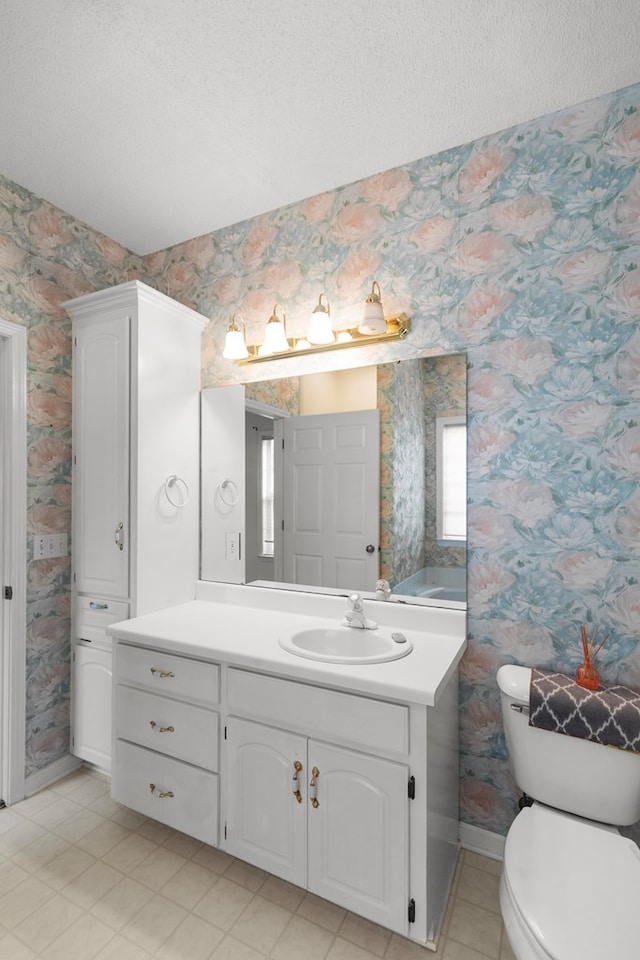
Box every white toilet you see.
[497,664,640,960]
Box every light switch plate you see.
[225,532,240,560]
[33,533,68,560]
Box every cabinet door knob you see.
[292,760,303,804]
[309,766,320,808]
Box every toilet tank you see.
[497,664,640,826]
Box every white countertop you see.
[107,582,467,706]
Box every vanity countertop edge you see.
[107,582,467,707]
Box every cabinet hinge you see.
[3,586,13,600]
[224,823,227,840]
[408,899,415,924]
[282,438,285,449]
[224,725,227,740]
[408,775,415,799]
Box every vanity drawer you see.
[74,596,129,646]
[115,685,219,771]
[112,739,219,846]
[116,643,219,704]
[228,669,409,756]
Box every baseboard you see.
[459,821,505,861]
[24,754,83,797]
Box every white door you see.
[225,717,307,886]
[73,315,129,599]
[0,337,4,805]
[282,410,379,590]
[0,320,26,806]
[72,644,112,772]
[307,741,409,935]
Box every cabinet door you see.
[307,741,408,934]
[225,718,306,887]
[72,644,112,772]
[73,314,129,599]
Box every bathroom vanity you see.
[108,582,465,949]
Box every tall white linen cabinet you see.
[65,281,206,772]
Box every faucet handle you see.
[348,593,364,611]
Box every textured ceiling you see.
[2,1,639,255]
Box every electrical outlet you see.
[33,533,68,560]
[225,532,240,560]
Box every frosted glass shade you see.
[307,310,334,344]
[358,298,386,335]
[222,328,249,359]
[262,317,289,354]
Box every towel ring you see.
[218,478,239,506]
[165,475,190,508]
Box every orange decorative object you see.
[575,624,608,691]
[575,661,600,691]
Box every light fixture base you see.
[237,313,410,364]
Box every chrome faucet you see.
[342,593,377,630]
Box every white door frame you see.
[0,318,27,805]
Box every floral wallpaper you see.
[422,354,467,571]
[146,81,640,836]
[0,176,142,777]
[377,359,427,586]
[4,81,639,837]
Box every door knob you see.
[366,544,375,554]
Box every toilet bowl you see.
[497,664,640,960]
[500,802,640,960]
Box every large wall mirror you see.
[201,353,467,607]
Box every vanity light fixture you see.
[222,314,249,360]
[227,281,411,364]
[307,293,335,345]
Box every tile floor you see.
[0,767,515,960]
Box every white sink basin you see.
[278,627,413,664]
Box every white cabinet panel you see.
[307,740,408,933]
[113,739,218,845]
[116,643,220,704]
[115,684,219,770]
[228,668,408,757]
[226,717,307,886]
[72,644,112,772]
[73,313,129,599]
[224,718,408,935]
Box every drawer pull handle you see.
[149,721,175,733]
[149,783,175,799]
[89,602,108,610]
[114,521,125,551]
[292,760,303,804]
[309,766,320,809]
[150,668,175,679]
